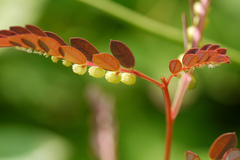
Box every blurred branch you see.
[79,0,182,43]
[79,0,240,64]
[86,85,117,160]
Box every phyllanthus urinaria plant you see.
[0,0,235,159]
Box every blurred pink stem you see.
[171,72,192,120]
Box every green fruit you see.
[188,75,197,89]
[72,64,87,75]
[51,56,60,63]
[105,71,121,84]
[88,66,105,78]
[121,73,136,85]
[62,59,72,67]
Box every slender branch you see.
[161,79,174,160]
[171,72,192,120]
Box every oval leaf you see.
[59,46,87,64]
[208,44,220,51]
[45,31,68,46]
[0,30,17,36]
[196,50,209,64]
[207,50,218,62]
[8,35,30,48]
[182,54,199,67]
[223,148,240,160]
[200,44,212,50]
[216,48,227,55]
[0,37,15,47]
[110,40,135,69]
[169,59,182,74]
[0,34,7,38]
[10,26,31,34]
[38,37,62,56]
[209,132,238,160]
[25,24,47,36]
[70,38,99,62]
[215,55,231,63]
[92,53,120,71]
[22,34,43,51]
[185,150,201,160]
[185,48,199,55]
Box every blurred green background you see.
[0,0,240,159]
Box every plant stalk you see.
[162,82,174,160]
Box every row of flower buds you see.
[185,0,210,49]
[0,25,137,85]
[169,43,230,75]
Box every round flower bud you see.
[187,26,197,41]
[193,15,200,26]
[62,59,72,67]
[121,73,136,85]
[88,66,105,78]
[43,52,49,58]
[51,56,60,63]
[26,48,33,53]
[188,75,197,90]
[193,2,202,15]
[177,53,184,63]
[72,64,87,75]
[105,71,121,84]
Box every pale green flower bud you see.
[105,71,121,84]
[188,75,197,89]
[88,66,105,78]
[187,26,197,41]
[51,56,60,63]
[62,59,72,67]
[193,2,202,15]
[72,64,87,75]
[121,73,136,85]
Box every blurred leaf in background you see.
[0,0,240,160]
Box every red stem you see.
[162,79,174,160]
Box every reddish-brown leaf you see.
[38,37,62,56]
[25,24,47,36]
[182,54,199,67]
[0,30,17,36]
[223,148,240,160]
[22,34,43,51]
[169,59,182,74]
[59,46,87,64]
[70,38,99,62]
[200,44,212,50]
[215,55,231,63]
[10,26,31,34]
[0,34,7,38]
[185,150,201,160]
[185,48,199,55]
[207,50,218,62]
[209,132,238,160]
[216,48,227,55]
[196,50,209,64]
[45,31,68,46]
[110,40,135,69]
[92,53,120,71]
[8,35,30,48]
[208,44,220,51]
[0,37,14,47]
